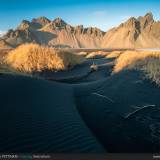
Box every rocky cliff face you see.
[38,18,104,48]
[1,12,160,48]
[1,17,104,48]
[1,28,37,48]
[102,12,160,48]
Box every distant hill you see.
[0,12,160,48]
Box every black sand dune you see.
[74,70,160,152]
[1,69,160,153]
[0,74,105,153]
[39,58,113,83]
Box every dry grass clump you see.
[142,57,160,85]
[77,51,88,57]
[106,51,122,59]
[4,43,84,73]
[86,51,109,59]
[113,50,160,85]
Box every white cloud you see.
[0,30,6,37]
[93,11,107,17]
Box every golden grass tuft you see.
[77,51,88,57]
[113,50,160,85]
[106,51,122,59]
[4,43,84,73]
[86,51,109,59]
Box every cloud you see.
[0,30,6,37]
[93,11,107,17]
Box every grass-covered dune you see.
[0,74,104,153]
[113,50,160,86]
[4,43,84,73]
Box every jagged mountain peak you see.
[40,17,69,31]
[72,25,104,37]
[52,17,67,27]
[121,12,154,29]
[32,16,51,27]
[85,27,105,36]
[122,17,139,28]
[73,25,84,34]
[17,17,50,31]
[17,20,31,30]
[144,12,154,21]
[102,12,159,48]
[1,12,160,49]
[138,12,154,29]
[32,16,50,22]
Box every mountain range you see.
[0,12,160,48]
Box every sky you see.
[0,0,160,34]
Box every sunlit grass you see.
[86,51,109,59]
[106,51,122,59]
[113,50,160,85]
[4,43,85,73]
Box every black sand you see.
[0,74,105,153]
[0,62,160,153]
[74,70,160,152]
